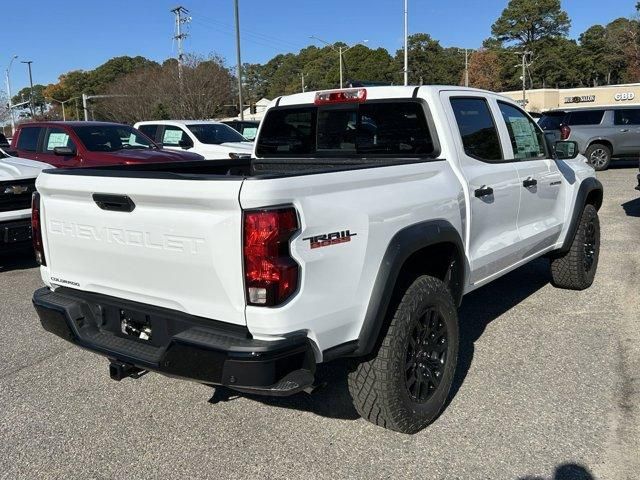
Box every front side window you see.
[17,127,41,152]
[161,125,188,146]
[74,125,154,152]
[42,128,76,153]
[256,101,435,157]
[614,108,640,126]
[498,102,546,160]
[187,124,247,144]
[450,98,502,162]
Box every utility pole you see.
[5,55,17,135]
[301,72,305,92]
[171,6,190,83]
[21,60,35,118]
[403,0,409,86]
[310,36,368,89]
[516,51,533,106]
[234,0,244,120]
[464,48,469,87]
[48,96,79,122]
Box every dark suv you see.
[539,106,640,170]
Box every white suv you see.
[134,120,253,160]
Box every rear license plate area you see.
[119,308,153,341]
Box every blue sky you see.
[1,0,637,93]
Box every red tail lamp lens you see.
[243,207,299,306]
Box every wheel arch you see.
[586,139,613,154]
[350,220,466,358]
[559,177,603,253]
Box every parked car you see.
[134,120,253,159]
[0,133,10,149]
[0,149,51,253]
[32,86,602,434]
[10,121,203,168]
[538,106,640,171]
[221,120,260,141]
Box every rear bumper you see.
[33,287,315,396]
[0,218,31,249]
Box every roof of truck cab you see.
[17,121,131,129]
[134,120,226,126]
[275,85,499,106]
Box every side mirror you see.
[53,146,76,156]
[178,139,193,150]
[554,140,579,160]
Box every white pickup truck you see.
[0,150,50,253]
[32,86,602,433]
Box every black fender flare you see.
[559,177,603,253]
[351,219,466,358]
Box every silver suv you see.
[539,106,640,170]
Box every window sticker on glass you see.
[47,132,69,150]
[163,129,183,145]
[509,116,539,156]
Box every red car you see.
[10,121,203,167]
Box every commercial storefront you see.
[500,83,640,112]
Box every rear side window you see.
[567,110,605,126]
[450,98,502,162]
[16,127,41,152]
[138,124,158,141]
[256,101,435,157]
[614,108,640,125]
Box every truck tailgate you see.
[37,173,246,325]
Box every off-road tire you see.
[348,276,459,434]
[550,204,600,290]
[585,143,612,171]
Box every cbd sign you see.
[614,92,635,101]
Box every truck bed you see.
[41,157,435,180]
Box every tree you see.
[12,84,47,117]
[396,33,463,85]
[491,0,570,48]
[467,49,503,91]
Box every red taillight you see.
[560,124,571,140]
[243,207,299,306]
[31,192,46,266]
[314,88,367,105]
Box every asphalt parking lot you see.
[1,166,638,480]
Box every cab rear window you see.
[256,101,435,157]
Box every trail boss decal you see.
[303,230,357,249]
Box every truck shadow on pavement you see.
[0,249,38,273]
[209,258,552,423]
[621,197,640,217]
[518,462,594,480]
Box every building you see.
[500,83,640,112]
[218,98,271,122]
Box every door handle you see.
[620,128,630,132]
[93,193,136,212]
[474,185,494,198]
[522,178,537,188]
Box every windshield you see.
[74,125,155,152]
[187,124,247,144]
[256,101,435,157]
[538,112,566,130]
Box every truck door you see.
[496,101,564,256]
[443,93,522,284]
[613,108,640,155]
[36,127,82,167]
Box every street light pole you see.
[5,55,18,135]
[48,97,79,121]
[234,0,244,121]
[21,61,35,118]
[404,0,409,86]
[310,36,368,88]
